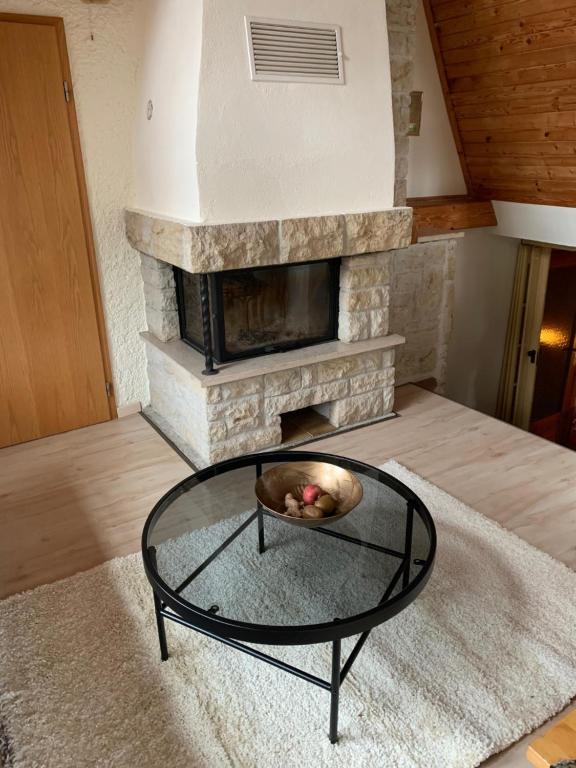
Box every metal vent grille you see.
[245,17,344,84]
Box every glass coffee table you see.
[142,451,436,743]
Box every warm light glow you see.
[539,326,568,348]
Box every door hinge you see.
[63,80,72,103]
[105,381,114,398]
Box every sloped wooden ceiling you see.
[424,0,576,207]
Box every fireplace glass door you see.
[175,260,339,363]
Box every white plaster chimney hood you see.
[132,0,397,225]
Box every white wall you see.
[134,0,396,223]
[406,0,466,198]
[133,0,203,221]
[445,229,519,416]
[493,201,576,248]
[0,0,149,408]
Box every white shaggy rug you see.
[1,461,576,768]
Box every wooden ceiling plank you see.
[451,78,576,106]
[464,141,576,162]
[429,0,576,205]
[440,6,576,51]
[455,96,576,120]
[444,23,576,66]
[459,110,576,132]
[435,0,576,37]
[446,42,576,80]
[433,0,545,23]
[468,154,576,166]
[461,127,576,142]
[463,141,576,157]
[450,60,576,93]
[468,163,576,180]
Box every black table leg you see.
[149,546,169,661]
[403,501,414,589]
[153,590,169,662]
[256,462,265,554]
[330,638,341,744]
[257,504,265,554]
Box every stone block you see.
[279,215,345,263]
[140,257,176,291]
[370,308,390,337]
[344,208,412,255]
[330,391,384,428]
[397,331,438,380]
[126,211,192,269]
[143,281,178,313]
[392,245,428,275]
[209,425,281,463]
[205,377,263,404]
[382,350,396,368]
[339,311,370,342]
[383,385,395,414]
[394,179,408,207]
[208,421,227,443]
[395,155,409,182]
[445,244,458,280]
[126,210,280,274]
[349,369,395,396]
[394,271,419,295]
[207,395,262,423]
[316,353,382,383]
[340,266,390,291]
[389,58,414,92]
[225,414,263,437]
[189,221,279,272]
[264,369,302,396]
[341,287,387,312]
[301,366,316,388]
[145,306,180,343]
[386,0,417,30]
[341,253,392,270]
[389,30,413,58]
[265,381,348,418]
[395,136,410,163]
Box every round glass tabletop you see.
[142,451,436,645]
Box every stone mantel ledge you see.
[142,332,406,388]
[125,207,413,274]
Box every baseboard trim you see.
[116,401,142,419]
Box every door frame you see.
[0,12,116,419]
[497,242,551,429]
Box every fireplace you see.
[175,260,340,364]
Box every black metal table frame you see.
[142,451,436,744]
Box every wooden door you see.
[0,14,114,449]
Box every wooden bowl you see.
[255,461,363,527]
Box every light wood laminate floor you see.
[0,414,190,598]
[1,384,574,767]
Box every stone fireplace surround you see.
[126,207,412,465]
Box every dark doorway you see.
[530,250,576,449]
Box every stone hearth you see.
[127,207,411,465]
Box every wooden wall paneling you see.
[425,0,576,207]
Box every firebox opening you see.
[281,406,337,445]
[174,259,340,363]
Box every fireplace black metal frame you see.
[174,260,341,375]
